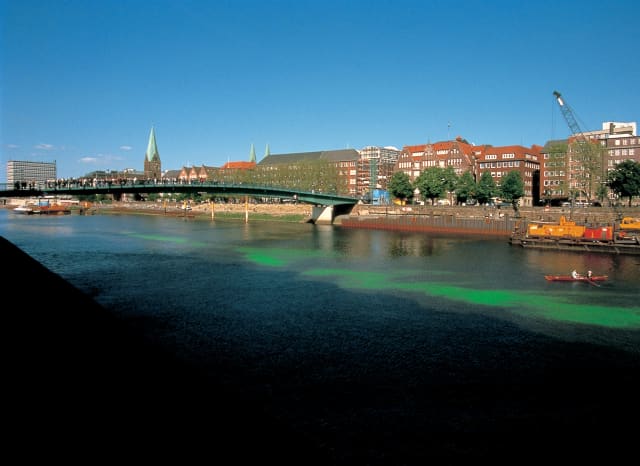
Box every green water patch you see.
[304,268,416,289]
[534,299,640,328]
[126,232,196,245]
[238,247,331,267]
[303,268,640,329]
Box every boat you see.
[510,216,640,255]
[544,274,608,282]
[32,204,71,215]
[32,205,71,215]
[12,205,34,215]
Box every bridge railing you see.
[0,181,359,205]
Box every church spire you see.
[146,126,160,162]
[144,126,161,180]
[249,143,256,163]
[264,143,270,158]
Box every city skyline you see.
[2,0,639,181]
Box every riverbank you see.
[3,199,638,226]
[83,200,314,222]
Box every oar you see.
[586,277,600,287]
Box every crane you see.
[553,90,603,204]
[553,91,584,137]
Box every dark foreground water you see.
[2,209,639,461]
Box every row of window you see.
[479,161,521,169]
[612,138,638,145]
[608,148,636,156]
[486,153,516,159]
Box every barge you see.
[509,215,640,255]
[509,236,640,255]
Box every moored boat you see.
[510,216,640,255]
[32,204,71,215]
[12,205,34,215]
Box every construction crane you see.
[553,91,583,137]
[553,90,603,204]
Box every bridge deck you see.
[0,182,358,206]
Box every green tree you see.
[607,160,640,207]
[475,171,497,205]
[414,167,447,205]
[595,183,609,205]
[442,166,458,205]
[454,170,476,204]
[500,170,525,214]
[569,139,604,203]
[387,171,413,204]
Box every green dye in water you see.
[238,248,640,329]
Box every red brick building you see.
[397,137,541,206]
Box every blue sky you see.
[2,0,639,181]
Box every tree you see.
[595,183,608,206]
[475,171,497,205]
[500,171,525,214]
[454,170,476,204]
[607,160,640,207]
[387,171,413,204]
[569,139,604,203]
[414,167,447,205]
[441,166,458,205]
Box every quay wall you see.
[338,205,640,235]
[340,212,516,236]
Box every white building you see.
[6,160,57,189]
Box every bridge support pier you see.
[311,205,334,224]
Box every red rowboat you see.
[544,274,608,282]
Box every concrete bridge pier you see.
[311,205,334,224]
[310,203,356,224]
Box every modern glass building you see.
[6,160,57,189]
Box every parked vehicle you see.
[619,217,640,232]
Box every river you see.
[2,208,639,461]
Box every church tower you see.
[143,126,162,180]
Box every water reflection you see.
[518,247,638,278]
[1,210,638,345]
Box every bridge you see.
[0,182,359,224]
